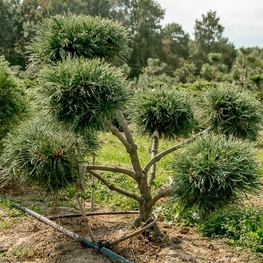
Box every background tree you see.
[47,0,89,16]
[21,0,49,49]
[136,58,175,90]
[174,62,197,84]
[200,53,228,82]
[250,74,263,102]
[231,47,263,92]
[190,10,236,75]
[159,23,190,76]
[0,0,49,68]
[0,0,25,67]
[124,0,165,80]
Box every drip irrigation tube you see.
[49,210,139,220]
[49,211,158,246]
[13,203,133,263]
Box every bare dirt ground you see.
[0,186,262,263]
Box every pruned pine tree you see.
[4,13,260,227]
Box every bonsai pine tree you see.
[24,13,194,224]
[20,13,262,225]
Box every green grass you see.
[0,220,12,230]
[0,198,26,218]
[0,198,27,234]
[12,244,35,260]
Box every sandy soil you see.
[0,187,262,263]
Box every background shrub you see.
[0,56,28,143]
[201,207,263,253]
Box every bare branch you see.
[84,164,139,182]
[148,130,159,187]
[88,170,142,202]
[147,186,175,209]
[105,115,143,178]
[117,111,144,177]
[117,111,135,145]
[143,128,211,174]
[105,119,132,151]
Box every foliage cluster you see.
[39,57,132,132]
[0,56,27,142]
[0,117,97,191]
[27,14,131,70]
[170,134,260,219]
[133,87,195,138]
[203,86,263,140]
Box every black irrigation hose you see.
[49,210,139,220]
[13,203,133,263]
[48,210,158,246]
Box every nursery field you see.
[1,9,263,263]
[1,132,263,263]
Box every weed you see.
[200,206,263,254]
[12,244,35,260]
[0,220,12,230]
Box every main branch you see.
[146,186,175,210]
[84,164,138,182]
[143,128,211,174]
[88,170,142,202]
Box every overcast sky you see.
[157,0,263,48]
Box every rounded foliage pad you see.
[27,13,131,67]
[39,57,132,131]
[134,88,195,138]
[203,86,262,140]
[0,118,97,191]
[170,134,260,219]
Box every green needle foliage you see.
[0,56,28,142]
[203,85,262,140]
[27,13,131,70]
[0,117,98,191]
[133,87,195,138]
[170,134,260,219]
[39,57,133,132]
